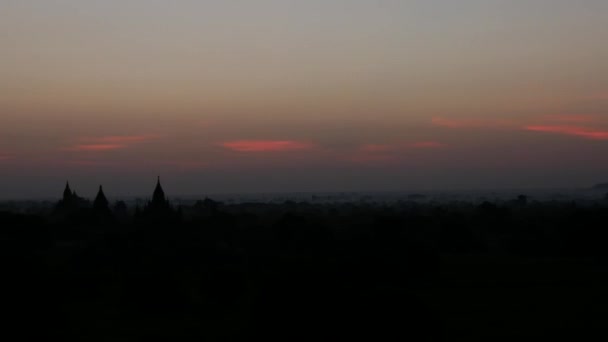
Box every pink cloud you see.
[219,140,315,152]
[525,125,608,140]
[64,134,161,152]
[433,114,605,131]
[432,117,516,129]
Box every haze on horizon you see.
[1,0,608,199]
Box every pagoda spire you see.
[153,176,166,204]
[94,185,109,210]
[140,176,176,220]
[63,181,72,201]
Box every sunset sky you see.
[1,0,608,198]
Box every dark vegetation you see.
[2,182,608,341]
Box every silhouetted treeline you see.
[1,188,608,340]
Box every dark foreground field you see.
[2,198,608,341]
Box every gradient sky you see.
[1,0,608,198]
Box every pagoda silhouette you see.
[52,178,179,222]
[93,185,109,210]
[139,177,179,222]
[92,185,113,220]
[55,181,90,213]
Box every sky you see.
[1,0,608,198]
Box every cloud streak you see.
[219,140,315,152]
[63,135,160,152]
[525,125,608,140]
[433,115,608,142]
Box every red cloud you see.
[64,135,160,152]
[220,140,314,152]
[525,125,608,140]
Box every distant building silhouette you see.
[93,186,109,210]
[152,177,168,207]
[63,181,73,201]
[55,181,89,212]
[92,185,113,220]
[141,177,179,222]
